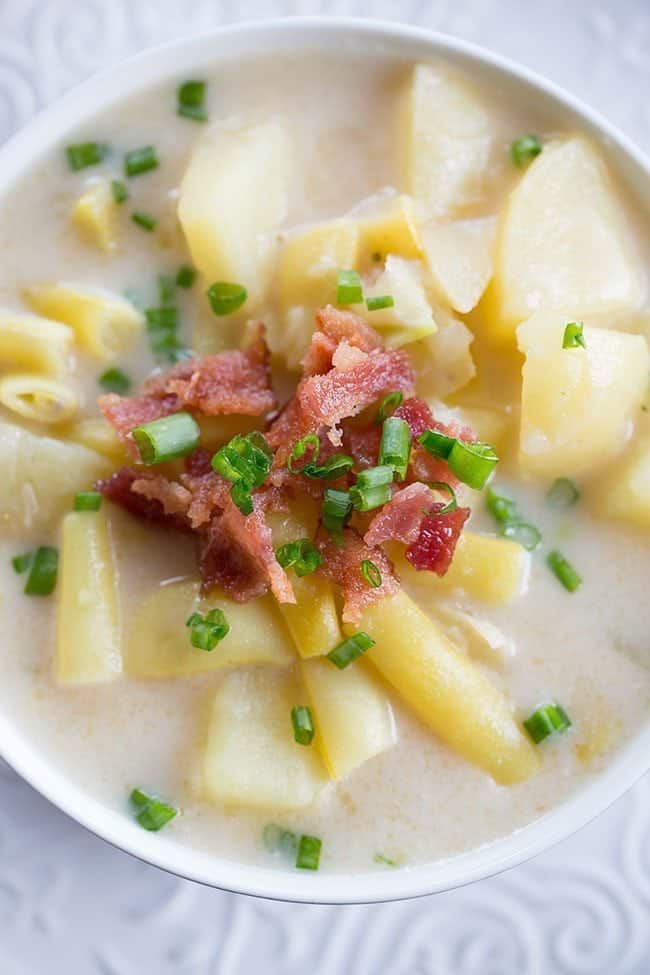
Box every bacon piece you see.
[391,397,476,488]
[97,468,191,532]
[405,503,470,576]
[318,528,398,623]
[131,477,192,517]
[198,516,269,603]
[99,392,180,449]
[180,470,230,530]
[302,306,382,376]
[343,423,381,470]
[364,483,434,548]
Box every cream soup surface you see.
[0,51,648,874]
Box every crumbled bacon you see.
[318,528,399,623]
[405,503,470,576]
[131,476,192,517]
[99,392,180,449]
[97,468,191,532]
[364,483,434,548]
[343,423,381,470]
[392,397,476,489]
[302,306,382,375]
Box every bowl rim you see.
[0,14,648,905]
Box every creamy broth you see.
[0,51,648,874]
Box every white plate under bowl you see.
[0,17,648,905]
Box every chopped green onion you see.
[322,488,352,538]
[11,551,34,574]
[186,608,229,650]
[350,464,393,512]
[366,295,394,312]
[276,538,323,577]
[211,431,272,515]
[110,179,129,204]
[337,269,363,306]
[131,211,157,231]
[379,416,410,481]
[327,632,375,670]
[523,702,571,744]
[428,482,458,514]
[288,434,320,473]
[146,306,178,330]
[176,264,196,289]
[99,367,130,394]
[375,391,403,424]
[485,487,518,524]
[74,491,103,512]
[562,321,586,349]
[295,834,322,871]
[511,134,542,168]
[448,440,498,490]
[132,411,200,465]
[374,852,397,867]
[177,80,208,122]
[304,453,355,481]
[66,142,107,171]
[206,281,247,316]
[547,550,582,592]
[129,788,178,831]
[291,705,315,746]
[361,559,382,588]
[124,145,159,178]
[547,477,580,509]
[486,487,541,551]
[418,429,455,459]
[502,521,542,551]
[158,274,176,306]
[24,546,58,596]
[263,823,298,857]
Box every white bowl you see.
[0,17,648,905]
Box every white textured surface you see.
[1,2,649,972]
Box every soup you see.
[0,50,648,875]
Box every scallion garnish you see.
[11,551,34,574]
[366,295,394,312]
[361,559,382,588]
[327,632,375,670]
[287,436,354,480]
[131,211,157,232]
[263,823,298,857]
[130,788,178,831]
[124,145,159,178]
[547,477,580,509]
[337,269,363,306]
[291,705,315,746]
[547,550,582,592]
[176,264,196,289]
[428,482,458,514]
[510,134,542,168]
[374,852,397,867]
[110,179,128,204]
[206,281,248,316]
[24,546,58,596]
[295,834,322,871]
[562,321,586,349]
[322,488,353,538]
[186,608,229,650]
[146,306,178,329]
[158,274,176,306]
[288,434,320,473]
[211,431,272,515]
[419,431,498,490]
[485,487,518,525]
[523,702,571,744]
[379,416,410,481]
[375,391,403,424]
[486,487,541,551]
[132,411,200,465]
[418,429,455,459]
[502,521,542,550]
[74,491,103,512]
[98,367,130,395]
[350,465,393,512]
[65,142,107,171]
[276,538,323,577]
[177,80,208,122]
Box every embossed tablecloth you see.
[0,2,648,972]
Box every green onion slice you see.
[485,487,518,524]
[291,705,315,746]
[24,546,58,596]
[418,429,455,459]
[288,434,320,473]
[145,306,178,330]
[132,411,200,465]
[12,551,34,574]
[547,550,582,592]
[350,464,393,512]
[206,281,247,316]
[263,823,298,857]
[562,321,586,349]
[374,853,397,867]
[361,559,382,588]
[502,521,542,551]
[428,482,458,514]
[176,265,196,289]
[177,80,207,121]
[337,269,363,306]
[66,142,107,171]
[211,431,272,515]
[110,179,129,204]
[124,145,159,178]
[448,440,498,490]
[547,477,580,509]
[99,367,130,395]
[486,487,541,551]
[295,834,322,871]
[366,295,394,312]
[74,491,103,512]
[186,608,229,650]
[379,416,411,481]
[276,538,323,577]
[131,211,157,231]
[327,631,375,670]
[523,702,571,744]
[130,788,178,831]
[322,488,353,538]
[375,391,403,424]
[158,274,176,306]
[510,134,542,168]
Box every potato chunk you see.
[72,179,118,253]
[405,64,492,218]
[492,139,646,338]
[0,311,73,375]
[203,668,327,810]
[356,194,422,261]
[591,438,650,530]
[363,256,436,346]
[126,579,294,677]
[422,217,496,313]
[413,313,475,399]
[518,313,649,478]
[349,591,539,784]
[178,120,290,310]
[278,219,358,310]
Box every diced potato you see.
[434,605,513,669]
[363,256,437,346]
[349,591,539,784]
[72,179,118,253]
[300,657,396,779]
[492,139,646,338]
[56,509,121,685]
[404,64,492,218]
[414,314,475,398]
[356,194,422,261]
[590,437,650,529]
[196,414,262,452]
[23,283,144,361]
[0,421,111,533]
[61,417,128,464]
[393,531,530,605]
[178,120,290,310]
[278,219,358,310]
[422,217,496,313]
[203,667,327,810]
[518,313,649,478]
[0,374,78,425]
[0,311,73,375]
[126,579,295,678]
